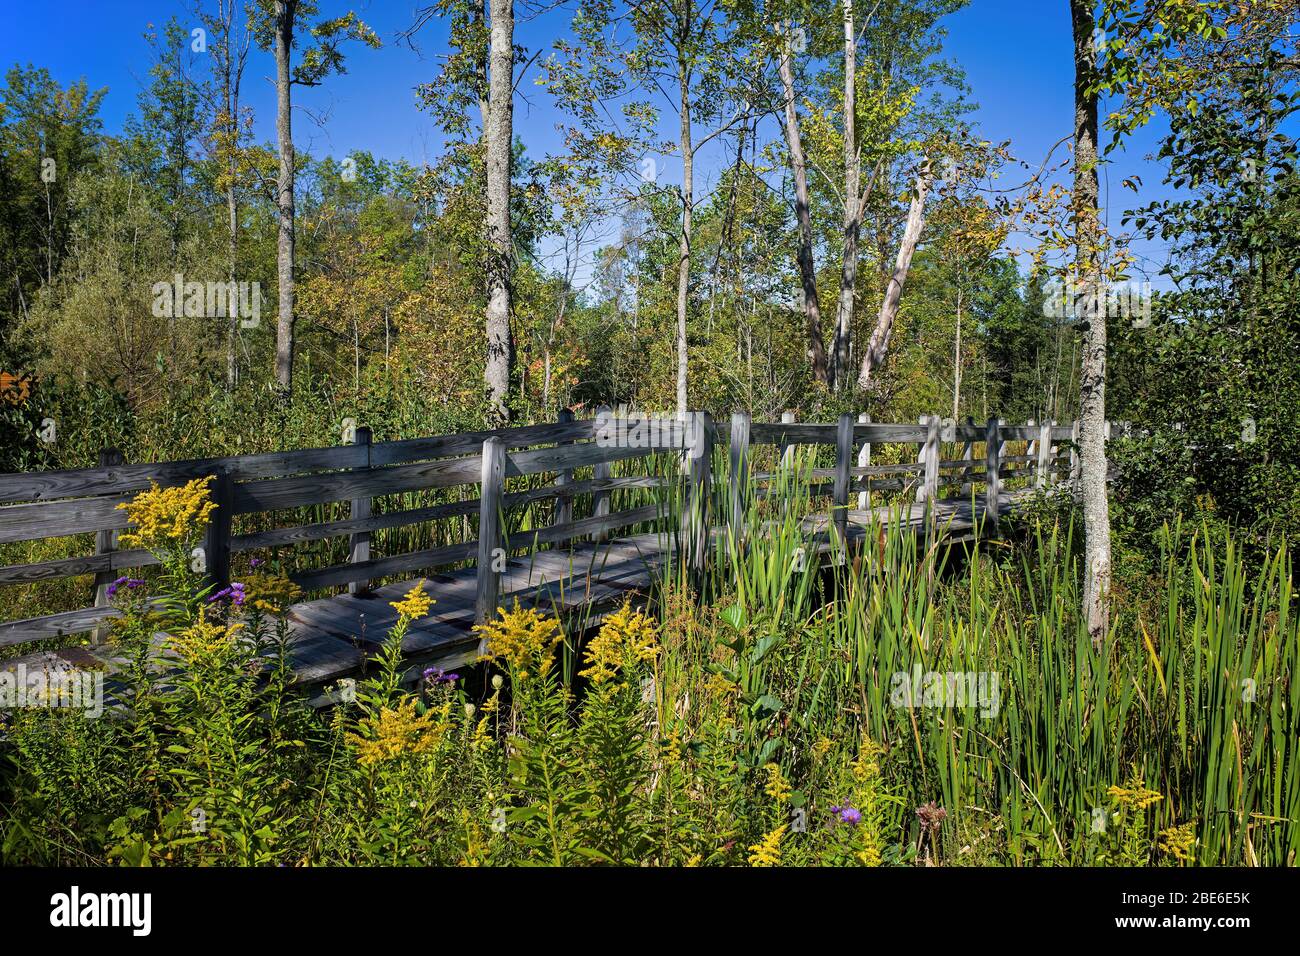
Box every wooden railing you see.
[0,410,1085,648]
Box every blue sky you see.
[0,0,1176,284]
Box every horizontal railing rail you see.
[0,408,1107,648]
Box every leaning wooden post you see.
[203,467,234,591]
[856,413,872,509]
[729,411,750,542]
[553,408,575,528]
[833,413,854,548]
[984,417,1001,533]
[681,411,713,576]
[590,405,612,543]
[919,415,940,504]
[475,437,507,625]
[1036,420,1053,489]
[348,425,373,595]
[92,447,125,643]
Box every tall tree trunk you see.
[675,56,693,417]
[778,22,829,386]
[1071,0,1111,643]
[831,0,858,388]
[273,0,296,397]
[484,0,515,424]
[857,157,933,387]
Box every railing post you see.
[681,411,713,576]
[856,413,872,509]
[1070,419,1082,484]
[204,467,233,591]
[918,415,940,504]
[729,411,750,541]
[553,408,575,528]
[93,447,124,643]
[960,415,976,496]
[985,417,1001,532]
[1036,420,1053,489]
[833,413,854,547]
[779,410,796,470]
[348,425,372,595]
[591,404,612,543]
[475,437,507,625]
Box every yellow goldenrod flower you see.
[116,477,216,553]
[347,697,447,767]
[579,602,659,685]
[1158,823,1197,864]
[856,833,883,867]
[748,825,787,867]
[762,763,792,804]
[245,570,303,615]
[474,602,562,679]
[389,581,434,621]
[168,606,243,665]
[1107,782,1164,811]
[813,736,833,759]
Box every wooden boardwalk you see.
[0,412,1074,699]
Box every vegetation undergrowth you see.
[1,470,1295,867]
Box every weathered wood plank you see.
[290,541,477,593]
[0,606,117,646]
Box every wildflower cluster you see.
[748,825,786,866]
[475,602,562,679]
[1107,782,1164,811]
[116,477,216,554]
[347,698,448,768]
[243,570,302,615]
[578,601,658,685]
[390,582,433,621]
[105,577,146,599]
[1157,823,1197,865]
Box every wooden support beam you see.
[1070,419,1082,484]
[985,417,1001,532]
[203,468,234,592]
[833,413,854,546]
[92,447,124,643]
[960,415,976,495]
[682,412,713,575]
[475,437,506,625]
[1036,420,1053,489]
[856,413,871,509]
[553,408,575,527]
[591,405,612,543]
[778,410,796,469]
[729,411,750,540]
[919,415,940,504]
[348,426,372,596]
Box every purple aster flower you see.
[250,558,263,568]
[423,667,460,685]
[839,806,862,825]
[208,582,247,607]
